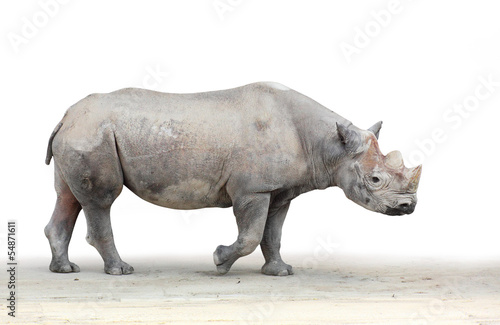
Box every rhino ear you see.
[336,122,353,145]
[368,121,383,139]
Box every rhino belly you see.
[127,176,231,210]
[115,134,232,209]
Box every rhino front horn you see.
[407,165,422,193]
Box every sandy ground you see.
[2,254,500,324]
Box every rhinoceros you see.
[45,82,421,276]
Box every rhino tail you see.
[45,122,63,165]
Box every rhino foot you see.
[261,261,293,276]
[213,245,238,275]
[105,261,134,275]
[50,260,80,273]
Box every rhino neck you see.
[307,126,348,191]
[289,96,350,191]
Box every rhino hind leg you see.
[83,206,134,275]
[260,203,293,276]
[213,193,271,275]
[59,135,132,275]
[76,173,132,275]
[45,166,82,273]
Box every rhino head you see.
[333,121,422,215]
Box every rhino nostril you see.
[398,202,415,214]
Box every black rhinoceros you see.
[45,82,421,276]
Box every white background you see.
[1,0,499,267]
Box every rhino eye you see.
[371,176,380,183]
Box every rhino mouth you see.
[384,202,416,215]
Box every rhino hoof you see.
[213,246,223,266]
[213,245,234,275]
[50,261,80,273]
[216,264,230,275]
[261,261,293,276]
[105,261,134,275]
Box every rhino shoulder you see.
[258,81,291,91]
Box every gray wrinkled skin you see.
[45,82,422,276]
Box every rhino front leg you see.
[83,206,134,275]
[260,202,293,276]
[213,193,271,275]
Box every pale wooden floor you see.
[3,255,500,324]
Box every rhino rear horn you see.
[368,121,383,139]
[385,150,404,169]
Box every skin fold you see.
[45,82,421,276]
